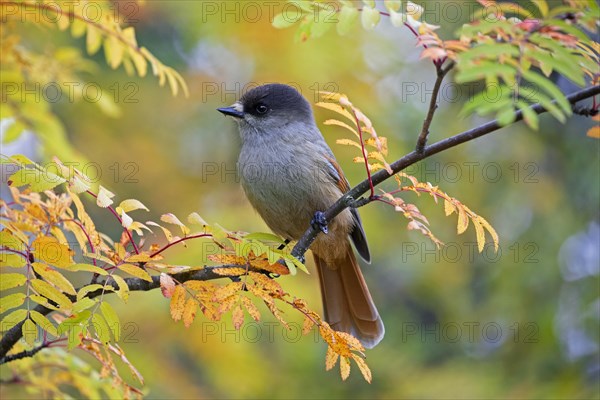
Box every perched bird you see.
[218,83,384,348]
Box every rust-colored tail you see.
[314,248,384,349]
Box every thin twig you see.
[416,61,455,153]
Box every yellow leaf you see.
[340,356,351,380]
[91,313,111,344]
[105,35,124,69]
[160,213,190,235]
[457,207,469,234]
[352,354,372,383]
[324,119,359,138]
[170,285,185,321]
[0,253,26,268]
[444,199,456,216]
[111,274,129,302]
[31,262,76,295]
[0,273,26,291]
[118,263,152,282]
[213,267,247,276]
[86,25,103,55]
[325,345,339,371]
[473,220,486,253]
[117,199,149,213]
[30,310,58,337]
[232,304,244,330]
[0,292,26,313]
[77,284,104,300]
[96,185,115,208]
[241,296,260,322]
[187,212,208,226]
[302,316,315,335]
[182,298,198,328]
[32,236,73,267]
[315,102,355,123]
[479,216,499,252]
[22,318,36,346]
[1,309,27,332]
[30,279,73,311]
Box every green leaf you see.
[522,70,571,115]
[58,310,91,336]
[516,101,539,130]
[69,263,109,275]
[100,302,120,341]
[455,62,517,84]
[0,273,26,291]
[8,168,66,192]
[72,297,98,314]
[0,292,26,313]
[0,308,27,332]
[496,105,518,126]
[77,284,104,300]
[243,232,286,244]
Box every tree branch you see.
[2,85,598,363]
[0,265,238,362]
[290,84,600,260]
[416,61,455,153]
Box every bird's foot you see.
[311,211,328,234]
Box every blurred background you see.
[2,1,599,398]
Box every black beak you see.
[217,107,244,118]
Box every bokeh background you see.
[2,1,599,399]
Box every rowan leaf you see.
[0,273,26,291]
[0,292,26,313]
[96,186,115,208]
[183,298,198,328]
[1,308,28,332]
[91,312,111,344]
[22,318,37,346]
[232,304,244,330]
[118,263,152,282]
[100,301,120,341]
[30,279,72,311]
[241,296,261,322]
[325,345,339,371]
[30,310,58,337]
[31,262,76,295]
[161,213,190,236]
[32,236,73,267]
[160,273,176,298]
[170,285,186,321]
[352,354,372,383]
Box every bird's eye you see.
[255,104,269,114]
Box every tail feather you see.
[314,248,384,349]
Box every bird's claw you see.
[311,211,328,234]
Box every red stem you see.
[149,233,213,258]
[85,190,140,254]
[60,219,97,266]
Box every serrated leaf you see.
[170,285,185,321]
[0,292,26,313]
[22,318,36,346]
[340,356,351,380]
[161,213,190,236]
[243,232,285,243]
[232,304,244,330]
[1,308,27,332]
[30,310,58,337]
[242,296,260,322]
[117,199,149,213]
[325,344,339,370]
[457,208,469,234]
[32,236,72,267]
[182,298,198,328]
[31,262,76,295]
[0,273,26,291]
[100,302,120,341]
[72,297,98,313]
[188,212,208,226]
[118,263,152,282]
[96,186,115,208]
[352,354,372,383]
[30,279,72,311]
[86,26,103,55]
[69,263,109,275]
[91,313,111,344]
[111,274,129,302]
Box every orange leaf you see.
[160,273,176,298]
[232,304,244,330]
[183,298,198,328]
[170,285,185,321]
